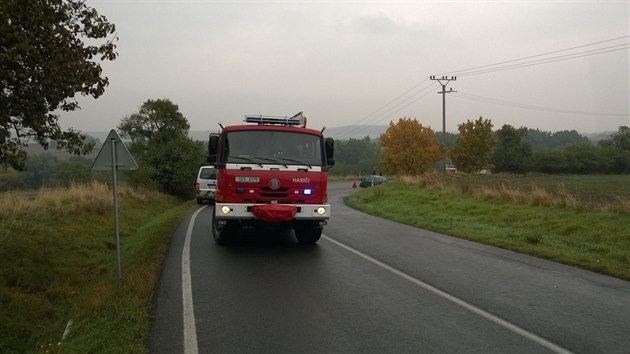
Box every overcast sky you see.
[60,0,629,136]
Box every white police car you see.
[195,166,217,204]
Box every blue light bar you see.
[245,115,301,126]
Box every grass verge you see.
[346,180,630,280]
[0,182,191,353]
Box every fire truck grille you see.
[260,193,289,198]
[260,187,289,192]
[241,195,308,204]
[247,205,304,212]
[253,200,293,204]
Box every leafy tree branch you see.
[1,0,117,169]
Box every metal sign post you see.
[92,129,138,284]
[110,138,122,283]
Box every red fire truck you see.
[207,113,334,245]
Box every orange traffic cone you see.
[352,181,357,188]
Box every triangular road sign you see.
[92,129,138,171]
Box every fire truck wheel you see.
[212,218,234,245]
[196,198,203,205]
[294,223,322,244]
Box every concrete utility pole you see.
[430,75,457,173]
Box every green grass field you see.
[451,174,630,205]
[0,183,190,353]
[346,174,630,280]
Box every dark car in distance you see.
[359,175,389,188]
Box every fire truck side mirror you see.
[325,138,335,167]
[208,133,219,162]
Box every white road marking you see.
[322,234,574,354]
[57,320,73,346]
[183,206,206,354]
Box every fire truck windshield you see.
[223,130,324,167]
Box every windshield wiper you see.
[228,156,264,167]
[229,156,254,162]
[251,156,289,168]
[277,157,312,169]
[252,156,278,163]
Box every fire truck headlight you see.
[220,206,232,215]
[303,188,312,195]
[316,207,326,216]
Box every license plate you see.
[235,176,260,183]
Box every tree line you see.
[493,125,630,174]
[1,98,207,197]
[3,113,628,193]
[0,154,98,191]
[331,118,630,176]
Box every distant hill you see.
[324,125,388,140]
[189,131,214,142]
[583,131,615,143]
[84,131,109,142]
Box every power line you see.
[328,80,437,139]
[367,84,437,122]
[331,35,629,139]
[439,35,629,76]
[359,82,436,124]
[455,44,630,77]
[355,78,430,124]
[453,92,630,117]
[328,79,427,139]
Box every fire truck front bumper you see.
[214,203,330,221]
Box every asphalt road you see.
[149,182,630,353]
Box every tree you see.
[118,99,190,144]
[597,126,630,173]
[118,98,204,198]
[22,152,59,188]
[523,129,590,151]
[551,130,591,148]
[139,136,206,198]
[379,118,441,175]
[432,131,458,149]
[332,137,380,176]
[492,125,532,173]
[450,117,496,173]
[56,156,94,187]
[564,143,611,174]
[0,168,23,191]
[531,149,569,174]
[531,143,614,174]
[611,126,630,151]
[1,0,118,169]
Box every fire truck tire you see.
[294,223,322,244]
[196,198,203,205]
[212,217,235,245]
